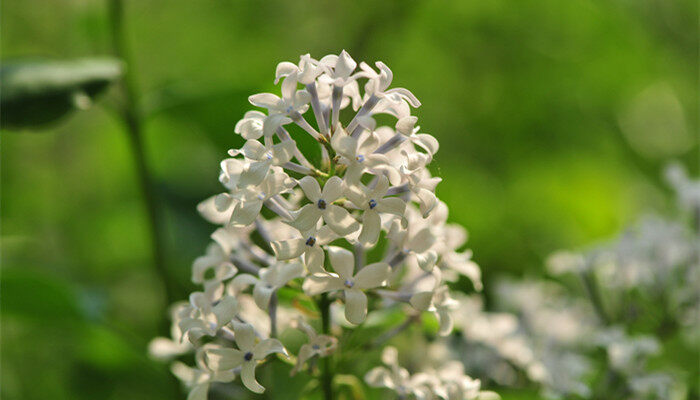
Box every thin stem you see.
[269,293,278,338]
[319,293,334,400]
[108,0,177,304]
[580,270,610,325]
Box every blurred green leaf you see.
[1,58,123,129]
[1,267,83,322]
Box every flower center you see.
[265,151,273,160]
[368,199,377,209]
[344,279,354,288]
[305,236,316,246]
[244,352,254,361]
[317,199,327,209]
[312,344,321,350]
[257,192,266,200]
[356,155,365,163]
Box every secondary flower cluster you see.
[150,51,491,399]
[462,164,698,400]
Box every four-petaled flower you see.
[290,176,359,236]
[346,176,406,246]
[205,321,288,393]
[290,318,338,376]
[303,246,390,324]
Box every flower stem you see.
[580,270,610,325]
[319,293,334,400]
[108,0,177,305]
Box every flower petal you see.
[321,176,344,202]
[272,140,297,164]
[241,361,265,393]
[205,348,244,371]
[358,209,381,246]
[232,321,256,352]
[274,262,305,286]
[253,338,287,360]
[305,246,325,274]
[323,205,359,236]
[297,176,322,202]
[229,199,264,227]
[376,197,405,216]
[354,262,389,290]
[327,246,355,279]
[302,274,344,296]
[253,283,274,310]
[249,93,281,109]
[289,203,322,232]
[344,288,368,325]
[271,239,306,260]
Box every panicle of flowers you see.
[476,164,699,400]
[149,51,493,399]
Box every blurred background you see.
[2,0,697,399]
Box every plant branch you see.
[108,0,177,305]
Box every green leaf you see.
[1,58,123,129]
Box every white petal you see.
[413,133,439,156]
[241,361,265,394]
[274,262,305,286]
[437,310,454,336]
[354,262,389,290]
[409,292,433,311]
[206,348,244,370]
[249,93,281,109]
[297,176,322,201]
[327,246,355,279]
[275,61,298,84]
[358,210,381,246]
[229,199,263,227]
[281,73,298,101]
[271,239,306,260]
[416,188,438,218]
[323,205,359,236]
[239,160,271,187]
[376,197,405,216]
[302,274,344,296]
[321,176,344,202]
[272,139,297,164]
[396,116,418,135]
[241,140,267,160]
[344,288,368,325]
[187,383,210,400]
[232,321,256,352]
[253,283,274,310]
[253,338,287,360]
[289,204,322,232]
[305,246,325,274]
[263,113,292,137]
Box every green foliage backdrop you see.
[2,1,697,399]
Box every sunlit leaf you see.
[1,58,123,129]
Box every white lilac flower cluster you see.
[481,164,699,400]
[149,51,493,399]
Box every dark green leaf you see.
[1,58,123,129]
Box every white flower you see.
[205,321,287,393]
[346,176,406,246]
[249,72,311,119]
[289,176,359,236]
[331,129,399,184]
[291,318,338,375]
[231,261,304,310]
[271,224,337,273]
[303,246,390,324]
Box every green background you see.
[2,0,697,399]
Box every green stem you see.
[319,293,334,400]
[580,270,610,325]
[108,0,177,305]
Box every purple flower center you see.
[317,199,327,209]
[305,236,316,246]
[244,352,254,361]
[368,199,377,209]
